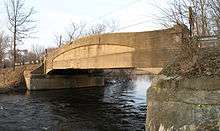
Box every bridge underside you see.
[47,69,105,76]
[26,67,135,91]
[46,68,135,79]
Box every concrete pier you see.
[24,73,104,91]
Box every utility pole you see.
[59,35,62,47]
[218,29,220,48]
[188,6,194,37]
[44,49,47,74]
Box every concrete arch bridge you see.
[45,25,187,74]
[26,25,188,90]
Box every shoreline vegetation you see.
[0,64,40,93]
[161,47,220,79]
[159,34,219,79]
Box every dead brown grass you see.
[0,64,40,89]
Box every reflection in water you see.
[0,75,152,131]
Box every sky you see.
[0,0,170,50]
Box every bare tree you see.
[16,49,28,64]
[105,19,119,32]
[0,32,9,68]
[54,20,119,46]
[54,34,63,47]
[159,0,214,36]
[156,0,188,27]
[209,0,220,34]
[86,21,119,35]
[65,22,86,43]
[87,23,107,35]
[26,51,37,63]
[31,44,44,61]
[6,0,36,70]
[209,0,220,47]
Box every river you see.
[0,75,152,131]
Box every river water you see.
[0,75,152,131]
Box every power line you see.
[90,0,143,24]
[99,0,142,19]
[118,19,150,31]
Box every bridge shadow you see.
[47,69,104,76]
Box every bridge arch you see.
[52,43,135,70]
[45,25,189,74]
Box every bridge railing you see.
[198,35,219,48]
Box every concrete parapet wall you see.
[146,75,220,130]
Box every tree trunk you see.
[13,26,16,71]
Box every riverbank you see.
[0,64,41,93]
[146,47,220,130]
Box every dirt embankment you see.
[0,64,41,93]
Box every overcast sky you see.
[0,0,170,50]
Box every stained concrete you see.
[45,25,188,74]
[146,75,220,130]
[24,72,104,91]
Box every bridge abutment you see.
[24,74,104,91]
[146,75,220,130]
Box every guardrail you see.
[198,35,219,48]
[15,60,43,66]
